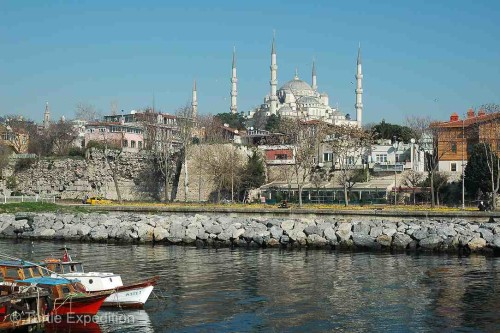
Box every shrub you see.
[6,176,17,190]
[68,147,85,157]
[14,158,35,172]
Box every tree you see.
[75,103,102,121]
[240,150,266,200]
[2,116,33,153]
[465,144,499,206]
[406,115,451,208]
[278,118,327,207]
[326,124,372,206]
[402,170,426,205]
[371,120,415,143]
[0,144,12,179]
[214,112,246,130]
[140,110,178,201]
[176,104,196,202]
[265,114,281,132]
[49,120,79,156]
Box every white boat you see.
[43,249,159,308]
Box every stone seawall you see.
[1,212,499,254]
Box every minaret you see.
[312,60,317,91]
[230,47,238,114]
[43,102,50,129]
[269,34,278,115]
[355,44,363,127]
[191,80,198,118]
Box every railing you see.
[1,195,56,204]
[373,163,404,172]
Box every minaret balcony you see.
[356,88,363,94]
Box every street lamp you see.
[461,117,465,210]
[393,137,398,205]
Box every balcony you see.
[373,162,404,172]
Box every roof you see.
[0,260,40,268]
[17,277,77,286]
[431,112,500,128]
[297,96,321,105]
[279,77,314,94]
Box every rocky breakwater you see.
[1,213,499,254]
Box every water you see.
[1,239,499,332]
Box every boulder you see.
[267,238,280,247]
[376,234,392,247]
[280,235,290,244]
[468,237,487,251]
[232,228,245,239]
[52,221,64,231]
[352,233,377,248]
[40,228,56,237]
[304,225,320,236]
[492,236,500,249]
[169,222,185,239]
[419,235,442,249]
[270,226,283,239]
[336,223,352,242]
[206,224,223,235]
[369,226,383,238]
[412,228,429,240]
[323,227,337,241]
[478,228,494,243]
[281,220,295,232]
[307,234,327,247]
[392,233,412,249]
[153,227,169,241]
[353,223,370,235]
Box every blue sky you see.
[1,0,499,125]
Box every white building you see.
[232,36,363,127]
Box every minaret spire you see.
[269,32,278,115]
[191,80,198,118]
[230,47,238,114]
[312,59,317,91]
[355,43,363,127]
[43,102,50,129]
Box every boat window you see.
[62,286,70,294]
[34,267,45,277]
[5,268,20,279]
[89,279,93,284]
[75,264,83,272]
[22,268,33,278]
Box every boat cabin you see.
[44,260,84,275]
[15,277,82,299]
[0,260,46,282]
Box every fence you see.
[1,195,56,204]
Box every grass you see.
[0,201,488,214]
[0,202,91,214]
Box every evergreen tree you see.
[240,151,266,199]
[465,144,499,198]
[265,114,281,132]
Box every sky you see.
[1,0,500,125]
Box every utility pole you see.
[462,117,465,210]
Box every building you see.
[84,117,144,153]
[431,109,500,173]
[232,36,363,127]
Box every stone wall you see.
[1,212,499,254]
[0,150,155,201]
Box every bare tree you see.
[326,124,372,206]
[50,120,79,156]
[278,118,327,207]
[402,170,426,205]
[2,116,33,153]
[406,115,453,208]
[176,104,196,202]
[75,103,102,122]
[139,111,178,201]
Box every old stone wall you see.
[0,150,156,201]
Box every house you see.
[84,119,144,153]
[431,109,500,173]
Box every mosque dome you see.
[279,72,314,95]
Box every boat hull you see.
[52,293,108,316]
[102,277,158,308]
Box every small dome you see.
[278,105,293,114]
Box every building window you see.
[376,154,387,163]
[346,156,355,165]
[138,141,143,149]
[131,140,136,148]
[451,163,457,172]
[275,154,288,160]
[122,140,128,147]
[323,153,333,162]
[451,142,457,153]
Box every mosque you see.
[228,36,363,127]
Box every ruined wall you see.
[0,150,156,201]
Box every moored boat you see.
[0,260,112,316]
[43,249,159,309]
